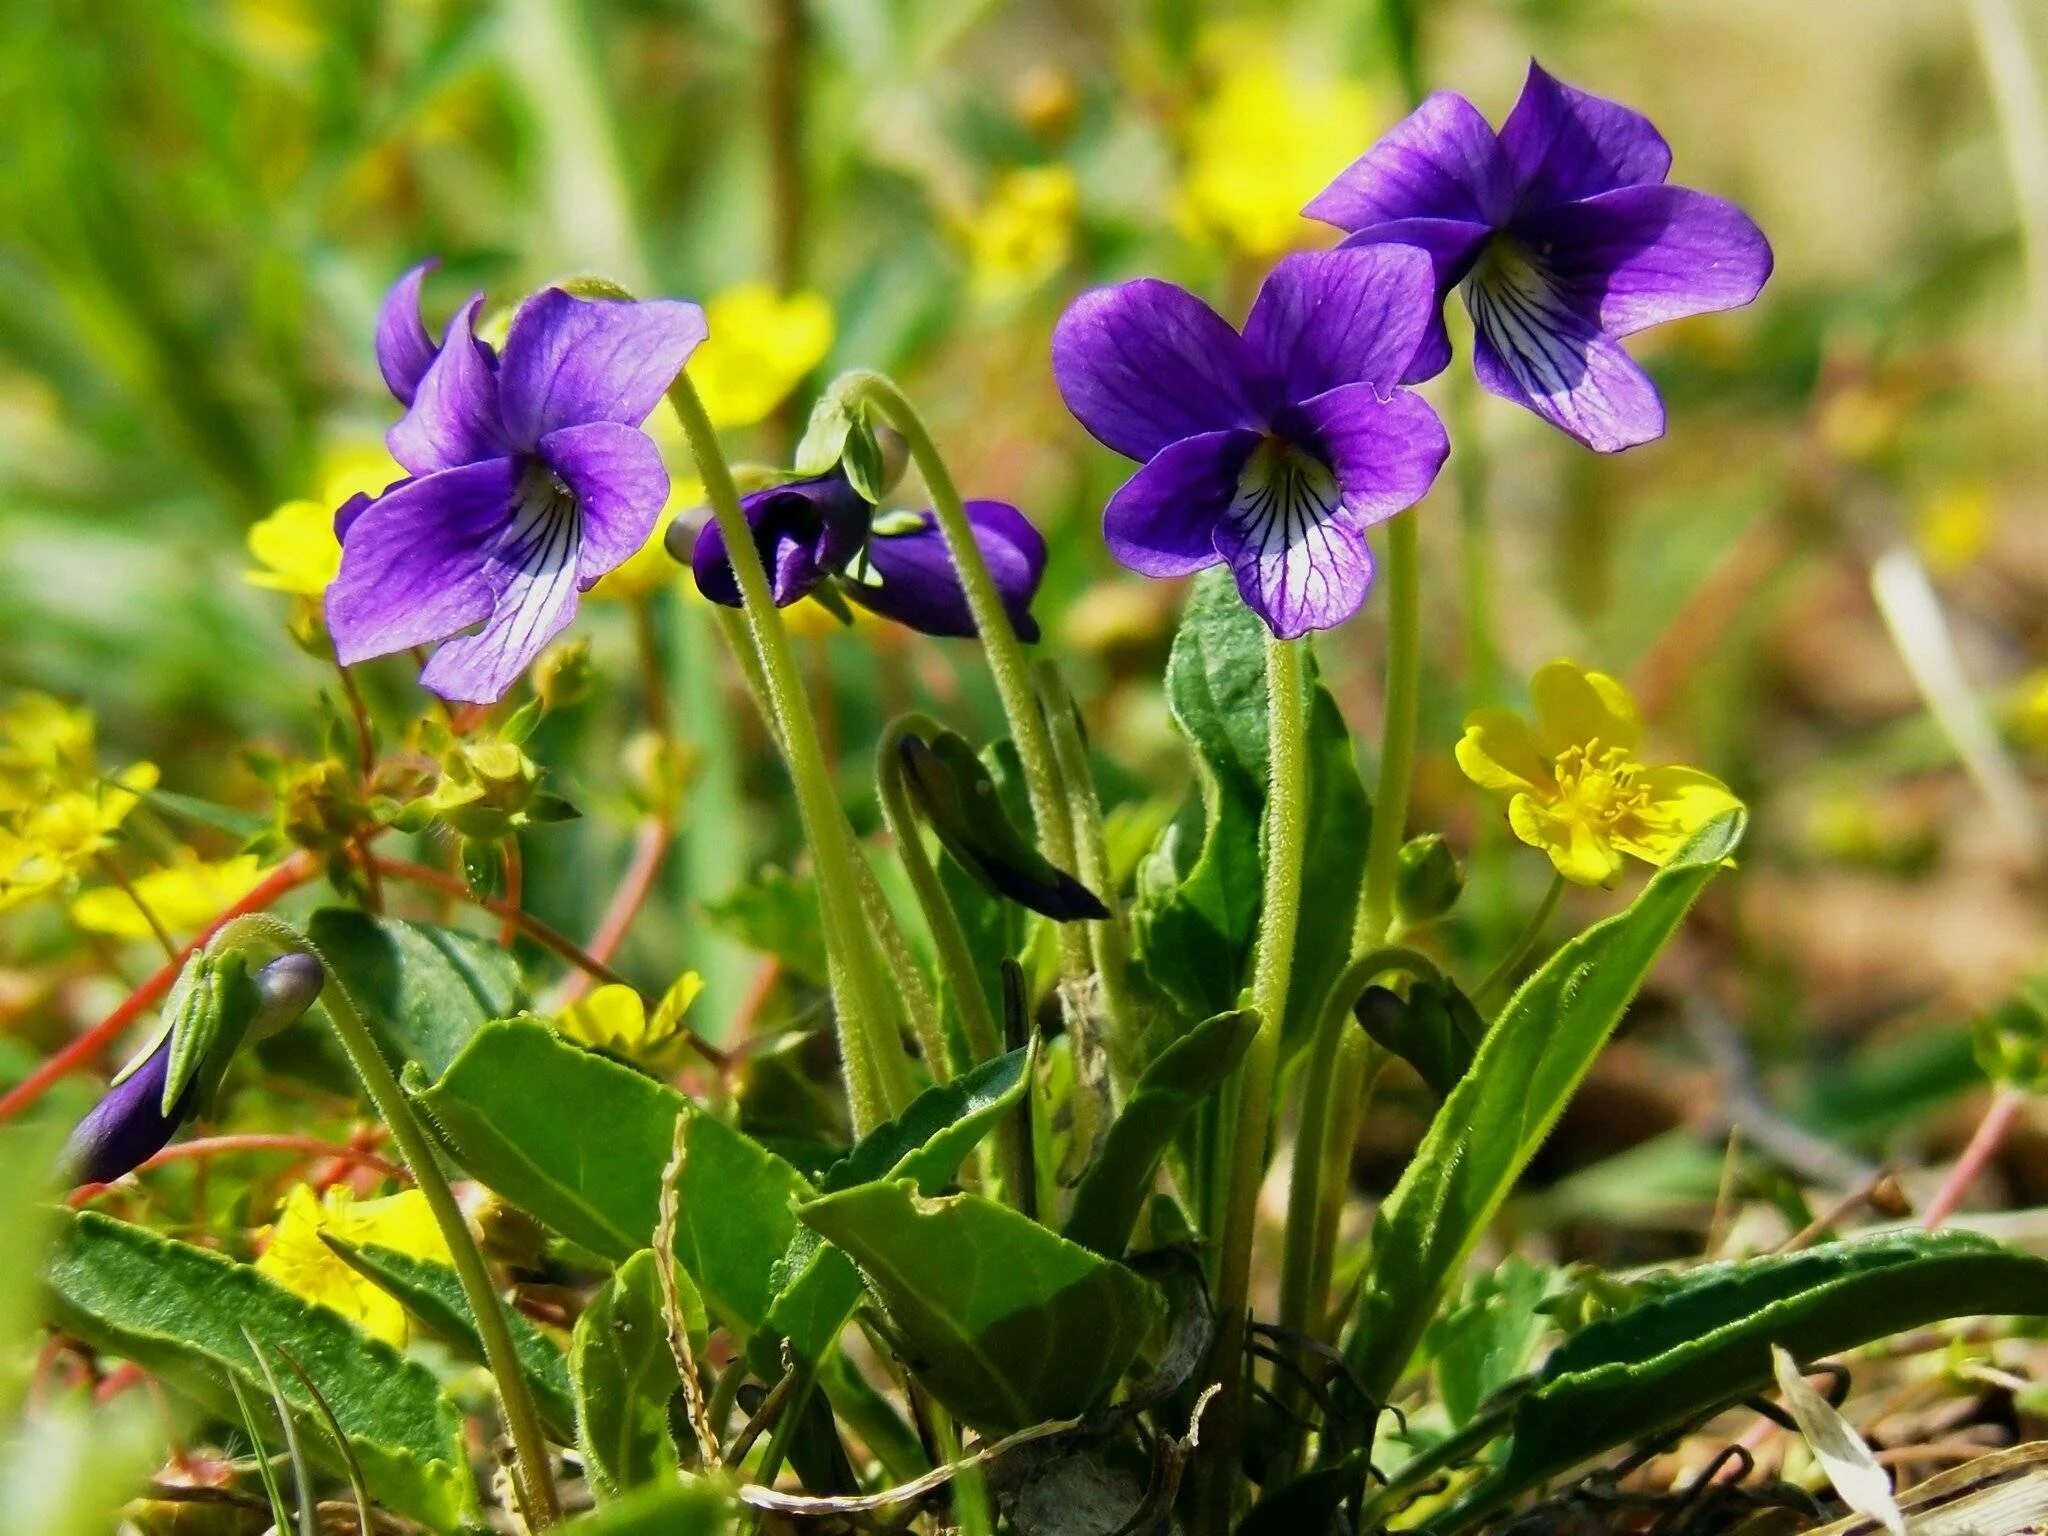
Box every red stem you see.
[372,855,637,991]
[1923,1086,2027,1230]
[0,853,319,1124]
[554,817,671,1006]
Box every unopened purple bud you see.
[61,952,324,1186]
[251,951,325,1039]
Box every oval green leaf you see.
[42,1211,475,1531]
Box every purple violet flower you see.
[688,468,1049,641]
[1051,244,1449,638]
[327,262,707,702]
[1304,61,1773,453]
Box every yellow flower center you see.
[1547,741,1648,830]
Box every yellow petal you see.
[70,853,273,939]
[1455,709,1552,795]
[1612,766,1743,866]
[1531,660,1641,758]
[1509,795,1624,887]
[1174,32,1378,260]
[646,971,705,1045]
[688,285,835,431]
[554,984,650,1053]
[254,1185,445,1347]
[962,167,1080,305]
[246,498,343,596]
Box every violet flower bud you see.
[62,951,324,1185]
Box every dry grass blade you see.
[1772,1345,1905,1536]
[659,1111,721,1466]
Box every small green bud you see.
[1393,833,1464,926]
[533,637,593,712]
[1974,978,2048,1094]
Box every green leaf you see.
[766,1047,1036,1366]
[1457,1231,2048,1520]
[796,1180,1163,1433]
[136,785,269,841]
[323,1237,576,1442]
[822,1046,1033,1194]
[307,906,522,1078]
[1063,1008,1256,1257]
[571,1251,693,1502]
[701,869,829,987]
[41,1211,475,1530]
[554,1474,738,1534]
[1423,1256,1562,1430]
[1344,812,1743,1401]
[414,1020,813,1347]
[1132,570,1368,1048]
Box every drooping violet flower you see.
[1051,244,1448,638]
[62,952,324,1186]
[327,263,706,702]
[685,468,1049,641]
[1304,61,1772,453]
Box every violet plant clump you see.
[18,29,2045,1536]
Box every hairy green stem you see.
[710,605,940,1085]
[1449,367,1499,708]
[669,376,913,1130]
[1358,511,1424,945]
[212,915,561,1527]
[1033,659,1142,1095]
[1474,872,1564,1008]
[843,375,1089,965]
[1195,636,1311,1534]
[876,713,998,1075]
[1274,945,1440,1471]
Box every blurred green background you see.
[4,0,2048,1224]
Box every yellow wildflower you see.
[1912,483,1994,576]
[1456,661,1741,887]
[0,691,96,793]
[1176,32,1377,259]
[962,167,1079,306]
[589,478,705,603]
[246,443,402,597]
[0,763,159,913]
[69,853,272,939]
[2010,670,2048,752]
[687,285,834,431]
[555,972,705,1069]
[255,1184,451,1347]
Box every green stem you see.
[212,915,561,1527]
[876,713,999,1075]
[1194,636,1312,1535]
[1274,945,1440,1471]
[711,604,939,1091]
[844,375,1090,971]
[1473,872,1565,1008]
[669,376,913,1131]
[1033,659,1143,1095]
[1358,510,1423,945]
[1448,366,1499,709]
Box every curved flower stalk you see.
[1052,244,1450,637]
[687,464,1048,639]
[1306,61,1773,452]
[327,263,707,703]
